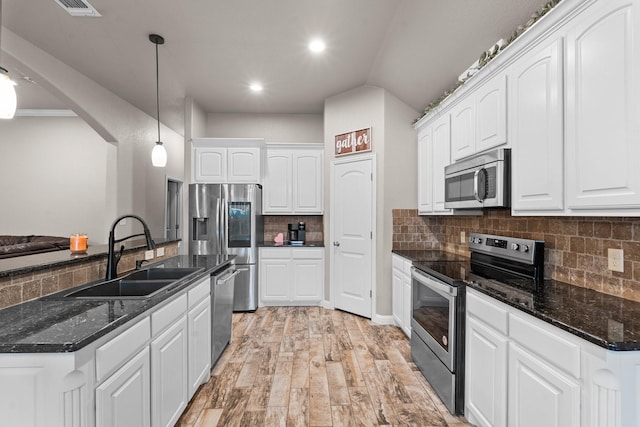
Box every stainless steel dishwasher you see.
[211,263,240,366]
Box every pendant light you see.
[0,0,17,120]
[150,33,167,167]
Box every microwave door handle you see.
[473,168,487,202]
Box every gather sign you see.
[334,128,371,157]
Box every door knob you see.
[333,241,340,247]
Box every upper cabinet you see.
[510,35,565,213]
[564,0,640,212]
[263,143,324,214]
[416,114,452,215]
[192,138,264,184]
[451,74,508,161]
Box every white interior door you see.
[331,155,374,318]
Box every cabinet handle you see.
[333,241,340,247]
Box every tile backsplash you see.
[393,209,640,302]
[263,215,324,243]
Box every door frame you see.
[164,176,183,240]
[329,153,377,318]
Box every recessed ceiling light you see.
[249,82,263,92]
[308,38,326,53]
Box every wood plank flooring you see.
[176,306,472,427]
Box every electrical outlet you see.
[460,231,466,244]
[156,247,165,257]
[144,250,154,260]
[608,248,624,272]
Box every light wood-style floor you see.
[176,306,472,427]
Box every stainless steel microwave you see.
[444,148,510,209]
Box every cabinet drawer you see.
[509,312,580,378]
[152,294,188,336]
[260,248,291,259]
[392,254,404,271]
[188,277,211,308]
[467,290,509,335]
[96,316,151,382]
[292,248,322,259]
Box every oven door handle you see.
[411,267,457,297]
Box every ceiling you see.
[2,0,543,134]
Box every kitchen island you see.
[0,254,234,427]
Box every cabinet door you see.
[96,347,151,427]
[293,150,323,213]
[188,298,211,398]
[392,267,403,328]
[227,147,261,183]
[194,147,227,183]
[465,316,508,427]
[510,36,564,212]
[451,97,476,161]
[291,256,323,302]
[401,269,411,338]
[477,74,508,153]
[260,257,292,303]
[264,150,293,213]
[151,317,188,427]
[508,343,580,427]
[565,0,640,210]
[432,115,452,213]
[417,127,433,214]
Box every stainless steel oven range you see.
[410,232,544,415]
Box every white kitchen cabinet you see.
[263,144,323,214]
[151,316,189,427]
[451,74,508,162]
[465,290,509,427]
[565,0,640,212]
[259,247,324,305]
[508,342,580,427]
[510,36,565,214]
[188,297,211,397]
[416,114,452,215]
[391,253,412,338]
[192,138,264,184]
[96,347,151,427]
[466,289,586,427]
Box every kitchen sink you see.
[62,267,204,299]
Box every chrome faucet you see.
[106,214,156,281]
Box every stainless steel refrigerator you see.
[189,183,263,311]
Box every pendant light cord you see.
[155,40,160,142]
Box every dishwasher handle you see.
[216,269,240,285]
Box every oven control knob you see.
[522,245,530,253]
[511,243,520,251]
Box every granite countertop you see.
[468,279,640,351]
[261,241,325,248]
[0,254,233,353]
[0,238,180,279]
[393,249,640,351]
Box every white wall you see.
[0,116,113,243]
[206,113,323,142]
[3,29,185,241]
[324,85,417,318]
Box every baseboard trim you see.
[372,314,395,325]
[320,300,333,310]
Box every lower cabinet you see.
[188,297,212,397]
[259,247,324,305]
[391,254,412,337]
[465,288,619,427]
[151,317,189,427]
[96,347,151,427]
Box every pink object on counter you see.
[274,233,284,243]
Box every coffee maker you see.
[288,221,306,244]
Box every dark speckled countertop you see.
[393,250,640,351]
[0,255,233,353]
[261,241,325,248]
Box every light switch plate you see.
[608,248,624,272]
[156,247,165,257]
[460,231,466,244]
[144,250,154,260]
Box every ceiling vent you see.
[54,0,101,17]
